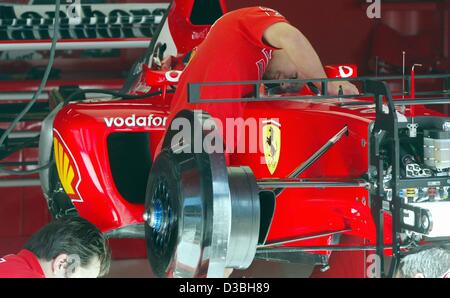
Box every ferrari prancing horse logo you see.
[263,119,281,175]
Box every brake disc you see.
[144,110,260,278]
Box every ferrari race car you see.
[15,0,449,278]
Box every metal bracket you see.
[399,203,433,235]
[367,79,401,278]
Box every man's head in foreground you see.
[396,246,450,278]
[24,216,111,278]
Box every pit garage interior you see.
[0,0,449,278]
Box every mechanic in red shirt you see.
[0,216,110,278]
[170,6,359,125]
[166,7,359,278]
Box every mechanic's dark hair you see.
[397,246,450,278]
[24,216,111,277]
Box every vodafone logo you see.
[104,114,168,128]
[338,66,354,78]
[0,258,6,264]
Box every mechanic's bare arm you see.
[264,22,359,95]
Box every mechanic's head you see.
[24,216,111,278]
[263,49,303,93]
[396,246,450,278]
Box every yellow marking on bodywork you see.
[263,122,281,175]
[54,137,75,195]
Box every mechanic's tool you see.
[273,125,349,197]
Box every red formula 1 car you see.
[36,0,450,278]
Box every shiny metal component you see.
[408,202,450,238]
[407,123,418,138]
[256,244,413,253]
[148,199,164,232]
[402,204,434,235]
[274,125,348,197]
[104,224,145,239]
[255,250,328,265]
[145,110,261,278]
[257,229,351,249]
[145,171,179,277]
[38,103,63,199]
[405,163,432,178]
[142,211,149,222]
[226,167,260,269]
[402,154,432,178]
[423,130,450,170]
[421,214,430,231]
[258,178,368,189]
[443,122,450,132]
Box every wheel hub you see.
[145,110,261,278]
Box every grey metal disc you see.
[144,110,260,278]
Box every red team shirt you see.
[170,7,288,124]
[0,250,45,278]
